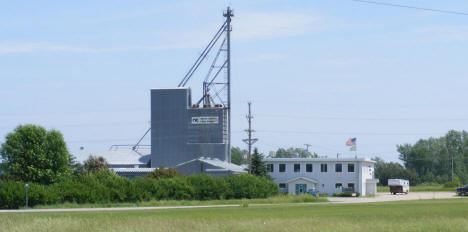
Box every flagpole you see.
[355,144,357,158]
[346,137,358,158]
[355,139,357,158]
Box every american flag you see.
[346,138,357,146]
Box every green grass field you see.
[1,199,467,232]
[30,194,326,209]
[377,185,455,192]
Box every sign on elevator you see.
[191,116,219,124]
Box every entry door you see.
[295,184,307,194]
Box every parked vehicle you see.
[307,189,320,197]
[456,184,468,196]
[388,179,409,194]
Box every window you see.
[267,164,274,172]
[335,163,342,172]
[321,163,327,172]
[335,183,342,188]
[294,164,300,172]
[306,164,313,172]
[279,164,286,172]
[279,183,286,188]
[348,163,355,172]
[348,183,355,188]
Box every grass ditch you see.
[2,198,468,232]
[29,194,327,209]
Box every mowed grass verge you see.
[30,194,326,209]
[377,185,455,192]
[1,199,468,232]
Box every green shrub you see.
[186,174,230,200]
[0,181,26,209]
[0,173,280,209]
[153,178,193,200]
[443,177,461,188]
[0,181,53,209]
[332,192,353,197]
[227,174,279,199]
[146,166,181,179]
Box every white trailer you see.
[388,179,409,194]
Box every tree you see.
[397,130,468,184]
[83,155,109,173]
[146,166,181,179]
[0,124,72,184]
[273,147,318,158]
[0,161,6,178]
[373,157,419,186]
[231,147,246,165]
[251,148,267,177]
[69,154,85,175]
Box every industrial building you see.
[150,88,229,168]
[73,148,152,178]
[72,8,243,177]
[73,145,245,178]
[265,157,379,196]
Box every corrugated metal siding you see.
[151,88,227,168]
[187,108,224,144]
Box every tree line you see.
[231,146,319,166]
[375,130,468,186]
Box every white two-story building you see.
[264,157,379,196]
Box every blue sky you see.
[1,0,467,162]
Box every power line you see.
[351,0,468,16]
[256,114,468,121]
[254,129,445,136]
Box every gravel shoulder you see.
[328,192,458,204]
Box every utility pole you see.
[452,152,454,182]
[304,144,312,158]
[224,7,233,162]
[243,102,258,174]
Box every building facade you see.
[151,88,229,168]
[265,158,379,196]
[174,157,247,176]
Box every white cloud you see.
[0,41,197,55]
[0,11,321,55]
[234,11,320,41]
